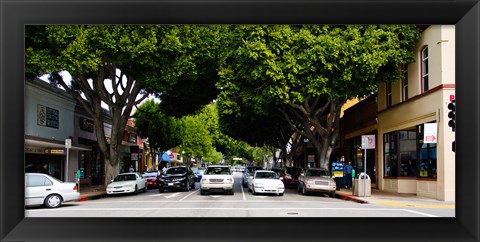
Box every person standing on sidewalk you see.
[344,161,353,189]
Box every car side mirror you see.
[300,173,305,176]
[279,177,284,181]
[110,179,113,183]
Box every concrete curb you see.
[335,193,369,204]
[77,193,106,202]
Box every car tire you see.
[200,189,206,195]
[134,185,138,194]
[144,183,148,192]
[185,181,190,192]
[297,184,301,193]
[278,193,284,196]
[159,187,164,193]
[229,189,234,195]
[329,192,336,198]
[44,194,62,208]
[191,181,195,189]
[302,185,308,195]
[252,187,256,195]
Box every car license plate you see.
[168,183,174,186]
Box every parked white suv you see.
[200,165,234,195]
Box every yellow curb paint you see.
[375,201,455,209]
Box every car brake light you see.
[73,185,78,190]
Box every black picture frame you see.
[1,0,479,241]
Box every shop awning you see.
[159,152,172,162]
[25,135,92,151]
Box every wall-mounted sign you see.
[25,146,46,154]
[49,149,65,154]
[423,123,438,144]
[37,104,59,129]
[80,117,94,132]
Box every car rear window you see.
[255,172,278,179]
[306,170,331,178]
[143,172,158,177]
[205,167,231,175]
[164,167,186,175]
[114,174,136,181]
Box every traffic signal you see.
[448,99,455,132]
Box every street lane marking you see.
[375,201,455,209]
[179,189,200,201]
[403,209,439,217]
[26,207,439,217]
[165,192,181,199]
[240,183,246,201]
[83,200,341,204]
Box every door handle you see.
[46,189,51,191]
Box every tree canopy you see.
[217,25,421,169]
[25,25,228,183]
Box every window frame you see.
[386,82,392,108]
[402,64,408,101]
[421,46,429,93]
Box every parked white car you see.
[106,172,148,195]
[248,170,284,196]
[25,173,80,208]
[200,165,234,195]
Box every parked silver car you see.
[297,168,336,197]
[25,173,80,208]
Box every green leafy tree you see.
[133,99,185,169]
[218,25,420,169]
[25,25,227,184]
[181,115,214,165]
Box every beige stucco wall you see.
[377,25,455,201]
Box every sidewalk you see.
[77,185,107,201]
[336,187,456,208]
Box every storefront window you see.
[399,131,417,177]
[384,130,417,177]
[417,123,438,179]
[384,133,398,177]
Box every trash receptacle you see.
[353,172,371,197]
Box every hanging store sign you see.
[423,123,438,144]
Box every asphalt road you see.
[25,173,454,217]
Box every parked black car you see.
[158,166,196,193]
